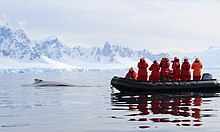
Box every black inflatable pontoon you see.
[111,73,220,93]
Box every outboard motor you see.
[201,73,213,80]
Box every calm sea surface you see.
[0,69,220,132]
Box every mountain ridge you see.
[0,25,169,73]
[0,25,218,73]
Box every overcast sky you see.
[1,0,220,53]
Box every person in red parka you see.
[137,58,148,81]
[149,60,160,82]
[181,58,191,81]
[171,56,181,81]
[191,58,203,80]
[125,67,137,80]
[160,57,170,81]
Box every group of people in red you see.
[126,56,203,82]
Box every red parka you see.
[172,59,181,81]
[181,61,191,81]
[191,59,203,80]
[125,68,137,80]
[149,62,160,82]
[137,58,148,81]
[160,59,170,76]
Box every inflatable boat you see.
[110,73,220,93]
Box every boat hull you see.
[111,76,220,93]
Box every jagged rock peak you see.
[102,42,112,56]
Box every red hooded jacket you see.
[160,59,170,76]
[126,68,137,80]
[149,62,160,82]
[137,58,148,81]
[172,59,180,81]
[181,61,191,81]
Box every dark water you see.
[0,70,220,132]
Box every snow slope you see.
[0,56,82,73]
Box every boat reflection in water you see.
[111,92,219,129]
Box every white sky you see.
[1,0,220,53]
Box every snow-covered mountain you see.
[0,26,34,60]
[170,46,220,68]
[1,24,220,73]
[0,25,169,73]
[197,46,220,68]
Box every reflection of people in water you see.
[192,97,202,119]
[151,94,160,114]
[121,94,203,127]
[136,96,149,115]
[170,97,181,116]
[127,95,149,115]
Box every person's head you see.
[162,56,166,60]
[129,67,134,72]
[174,56,178,60]
[153,60,157,63]
[140,58,145,62]
[173,56,179,62]
[195,58,200,62]
[165,57,169,61]
[184,57,189,62]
